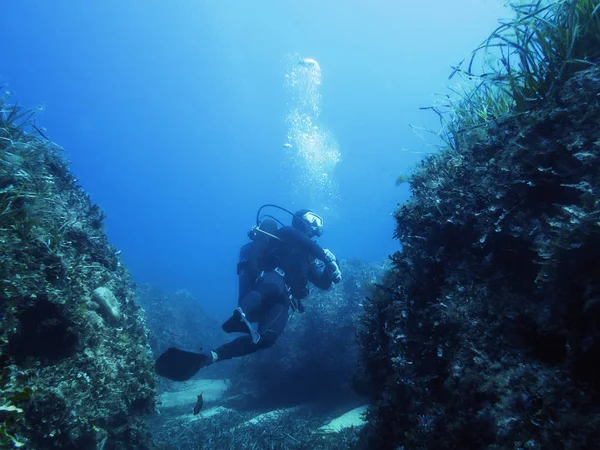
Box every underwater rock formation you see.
[359,66,600,449]
[359,2,600,447]
[0,99,156,449]
[228,258,384,408]
[135,285,224,362]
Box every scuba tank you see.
[237,242,260,301]
[238,217,280,301]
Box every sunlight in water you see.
[282,54,341,210]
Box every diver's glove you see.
[323,249,342,284]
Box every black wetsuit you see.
[215,226,334,361]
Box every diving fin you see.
[155,347,213,381]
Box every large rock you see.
[359,67,600,449]
[0,100,156,449]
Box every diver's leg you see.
[214,302,289,361]
[157,276,289,379]
[213,335,261,360]
[257,302,289,343]
[221,272,283,338]
[222,291,262,335]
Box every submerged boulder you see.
[91,286,121,322]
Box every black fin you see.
[155,347,210,381]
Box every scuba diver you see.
[155,205,342,381]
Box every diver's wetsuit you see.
[215,226,334,361]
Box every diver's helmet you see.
[292,209,324,237]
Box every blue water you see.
[0,0,506,317]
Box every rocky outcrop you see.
[359,67,600,449]
[0,99,156,449]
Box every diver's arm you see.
[307,260,333,290]
[277,227,341,283]
[276,226,328,261]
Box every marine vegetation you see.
[359,0,600,448]
[0,93,156,449]
[437,0,600,149]
[149,405,362,450]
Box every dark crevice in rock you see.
[8,298,78,364]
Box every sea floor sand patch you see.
[170,405,234,424]
[318,405,368,433]
[152,388,366,448]
[159,378,230,409]
[198,405,233,419]
[239,405,305,428]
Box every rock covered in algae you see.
[0,98,156,449]
[91,286,121,321]
[358,67,600,449]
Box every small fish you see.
[193,392,204,415]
